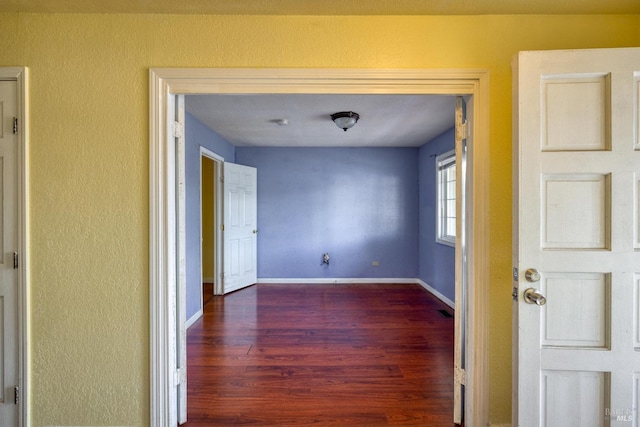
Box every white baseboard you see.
[415,279,455,309]
[257,278,418,285]
[186,309,202,329]
[256,278,455,309]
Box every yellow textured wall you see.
[0,12,638,426]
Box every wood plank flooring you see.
[185,283,457,426]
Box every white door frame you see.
[199,147,224,297]
[149,68,491,427]
[0,67,29,427]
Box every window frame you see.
[436,149,456,247]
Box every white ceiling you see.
[186,94,457,148]
[2,0,639,14]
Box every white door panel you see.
[635,274,640,351]
[541,174,609,249]
[514,48,640,426]
[0,80,18,426]
[635,175,640,249]
[543,370,609,427]
[223,162,257,294]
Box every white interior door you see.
[173,94,188,425]
[453,95,470,425]
[0,80,18,426]
[223,162,257,294]
[513,48,640,426]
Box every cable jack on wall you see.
[322,253,330,265]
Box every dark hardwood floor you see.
[203,282,215,306]
[185,283,457,426]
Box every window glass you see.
[436,150,456,246]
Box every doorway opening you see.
[199,148,223,301]
[184,147,224,332]
[149,68,490,427]
[200,154,216,305]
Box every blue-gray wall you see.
[418,128,456,302]
[236,147,420,279]
[185,115,455,320]
[185,112,235,319]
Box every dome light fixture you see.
[331,111,360,132]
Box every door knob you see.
[523,288,546,306]
[525,268,541,282]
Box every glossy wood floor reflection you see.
[185,283,457,426]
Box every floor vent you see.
[438,309,453,318]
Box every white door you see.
[222,162,257,294]
[174,95,188,425]
[513,48,640,426]
[0,80,19,426]
[453,95,469,425]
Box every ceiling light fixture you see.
[331,111,360,132]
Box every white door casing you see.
[174,94,188,425]
[0,78,19,427]
[513,48,640,426]
[0,68,28,427]
[149,68,490,427]
[222,162,257,294]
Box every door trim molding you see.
[1,67,30,427]
[149,68,490,426]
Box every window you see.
[436,150,456,246]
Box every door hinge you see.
[454,366,466,386]
[456,119,469,140]
[13,251,18,269]
[172,120,184,138]
[220,176,224,183]
[13,117,18,135]
[14,386,19,405]
[221,224,224,231]
[174,368,182,386]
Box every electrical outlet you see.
[372,261,380,266]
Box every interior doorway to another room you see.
[149,68,491,427]
[201,154,216,306]
[200,147,224,303]
[186,94,464,425]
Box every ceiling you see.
[2,0,639,14]
[186,94,457,148]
